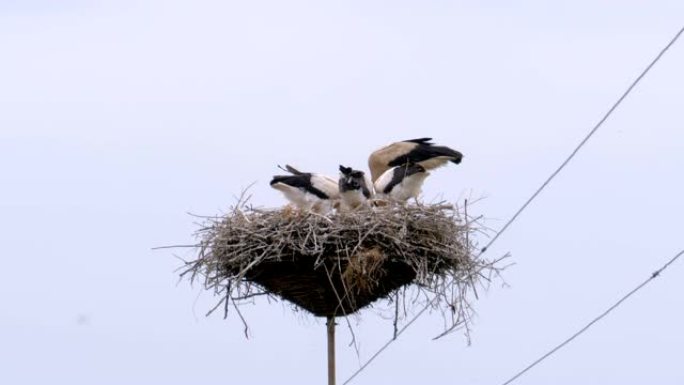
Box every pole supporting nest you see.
[327,316,336,385]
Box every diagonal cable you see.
[500,249,684,385]
[342,23,684,385]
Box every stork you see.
[338,165,373,212]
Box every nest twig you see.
[179,196,505,340]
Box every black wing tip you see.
[448,150,464,164]
[271,173,307,184]
[270,175,286,185]
[283,164,303,175]
[430,145,463,163]
[404,137,433,144]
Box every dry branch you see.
[179,198,504,338]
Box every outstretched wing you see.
[368,141,419,182]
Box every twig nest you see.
[183,202,498,322]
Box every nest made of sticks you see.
[180,197,504,337]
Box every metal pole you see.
[327,316,336,385]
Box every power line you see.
[500,249,684,385]
[342,24,684,385]
[481,23,684,254]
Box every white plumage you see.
[270,165,340,214]
[374,164,429,202]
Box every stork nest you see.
[180,198,505,339]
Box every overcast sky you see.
[1,1,683,384]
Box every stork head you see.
[339,165,368,192]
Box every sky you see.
[1,1,683,384]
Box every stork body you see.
[270,165,339,214]
[374,163,429,202]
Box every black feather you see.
[382,164,424,194]
[339,165,352,175]
[388,143,463,167]
[361,185,372,199]
[403,138,433,144]
[285,164,304,175]
[270,174,330,199]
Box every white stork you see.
[338,165,373,212]
[270,165,340,214]
[373,163,429,202]
[368,138,463,183]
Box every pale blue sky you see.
[1,1,683,384]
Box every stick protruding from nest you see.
[180,197,505,340]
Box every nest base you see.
[245,254,416,317]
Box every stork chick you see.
[338,165,372,212]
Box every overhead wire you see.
[500,249,684,385]
[342,23,684,385]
